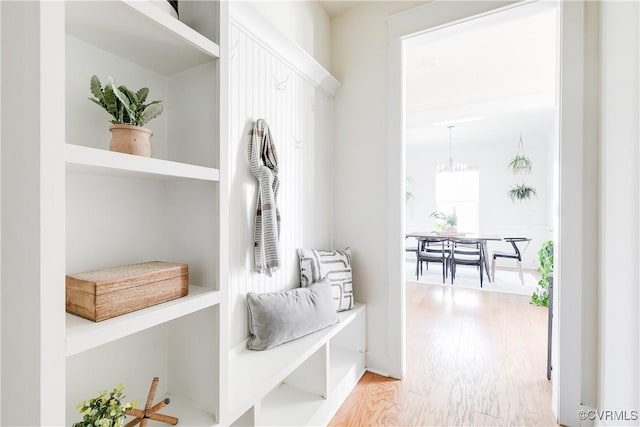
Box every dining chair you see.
[449,238,484,287]
[405,235,418,258]
[491,237,531,285]
[416,237,450,284]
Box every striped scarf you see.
[248,119,281,275]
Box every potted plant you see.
[89,75,163,157]
[508,154,533,174]
[509,183,537,202]
[531,240,553,307]
[430,210,457,232]
[73,384,136,427]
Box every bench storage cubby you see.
[228,303,366,426]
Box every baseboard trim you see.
[366,367,390,377]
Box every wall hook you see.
[274,74,290,91]
[229,38,239,60]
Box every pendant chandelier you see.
[437,125,467,173]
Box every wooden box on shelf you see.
[66,261,189,322]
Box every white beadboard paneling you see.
[228,23,334,347]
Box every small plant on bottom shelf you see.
[73,384,136,427]
[89,75,163,127]
[531,240,553,307]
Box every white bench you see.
[228,303,366,426]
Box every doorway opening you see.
[404,3,557,292]
[401,3,560,423]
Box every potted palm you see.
[89,75,163,157]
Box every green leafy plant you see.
[531,240,553,307]
[89,75,163,127]
[430,210,457,231]
[508,155,533,174]
[509,183,537,202]
[73,384,136,427]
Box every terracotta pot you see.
[109,124,153,157]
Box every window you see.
[435,169,479,233]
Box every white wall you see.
[251,1,331,69]
[599,1,639,423]
[227,20,334,348]
[406,134,554,269]
[0,3,3,421]
[331,0,426,375]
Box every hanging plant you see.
[508,154,533,174]
[509,183,537,202]
[508,134,536,202]
[508,134,533,174]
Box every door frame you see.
[386,1,587,424]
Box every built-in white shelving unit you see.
[63,1,226,425]
[0,1,227,425]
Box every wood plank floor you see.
[329,282,557,426]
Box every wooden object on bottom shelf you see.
[126,377,178,427]
[66,261,189,322]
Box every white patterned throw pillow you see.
[298,248,354,312]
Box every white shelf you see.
[151,393,217,427]
[228,303,365,422]
[330,346,365,391]
[66,144,220,182]
[66,286,220,356]
[66,1,219,76]
[258,348,365,427]
[259,384,325,427]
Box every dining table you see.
[406,231,502,282]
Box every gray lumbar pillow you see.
[246,279,339,351]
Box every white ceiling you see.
[404,3,559,147]
[318,1,361,17]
